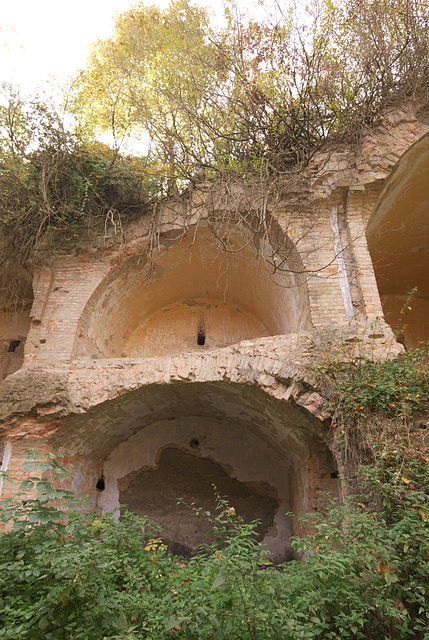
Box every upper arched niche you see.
[366,132,429,349]
[72,218,311,358]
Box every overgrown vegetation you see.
[0,0,428,302]
[0,85,161,305]
[323,346,429,422]
[317,336,429,486]
[74,0,429,179]
[1,347,429,640]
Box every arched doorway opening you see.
[49,378,338,562]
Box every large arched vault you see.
[1,335,339,561]
[72,221,311,359]
[367,132,429,348]
[49,345,337,561]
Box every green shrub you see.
[321,347,429,422]
[1,452,429,639]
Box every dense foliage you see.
[74,0,429,179]
[1,0,428,299]
[1,444,429,640]
[321,346,429,422]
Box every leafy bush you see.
[322,347,429,421]
[0,84,160,299]
[1,452,429,639]
[0,453,168,639]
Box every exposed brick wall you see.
[289,198,351,327]
[26,258,110,363]
[0,441,102,527]
[346,184,386,321]
[0,309,31,380]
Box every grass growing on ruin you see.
[324,346,429,422]
[1,447,429,640]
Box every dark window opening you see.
[197,328,206,346]
[8,340,20,353]
[331,472,339,479]
[96,477,105,491]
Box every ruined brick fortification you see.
[0,105,428,560]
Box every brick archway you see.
[38,339,338,561]
[367,132,429,349]
[72,218,311,359]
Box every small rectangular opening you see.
[8,340,20,353]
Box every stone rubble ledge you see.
[0,323,402,441]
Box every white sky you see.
[0,0,272,153]
[0,0,230,93]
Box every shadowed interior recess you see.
[367,133,429,349]
[118,447,280,557]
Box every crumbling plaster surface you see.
[118,446,282,557]
[102,418,292,559]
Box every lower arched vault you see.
[0,332,373,560]
[51,376,337,560]
[0,330,401,558]
[367,132,429,348]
